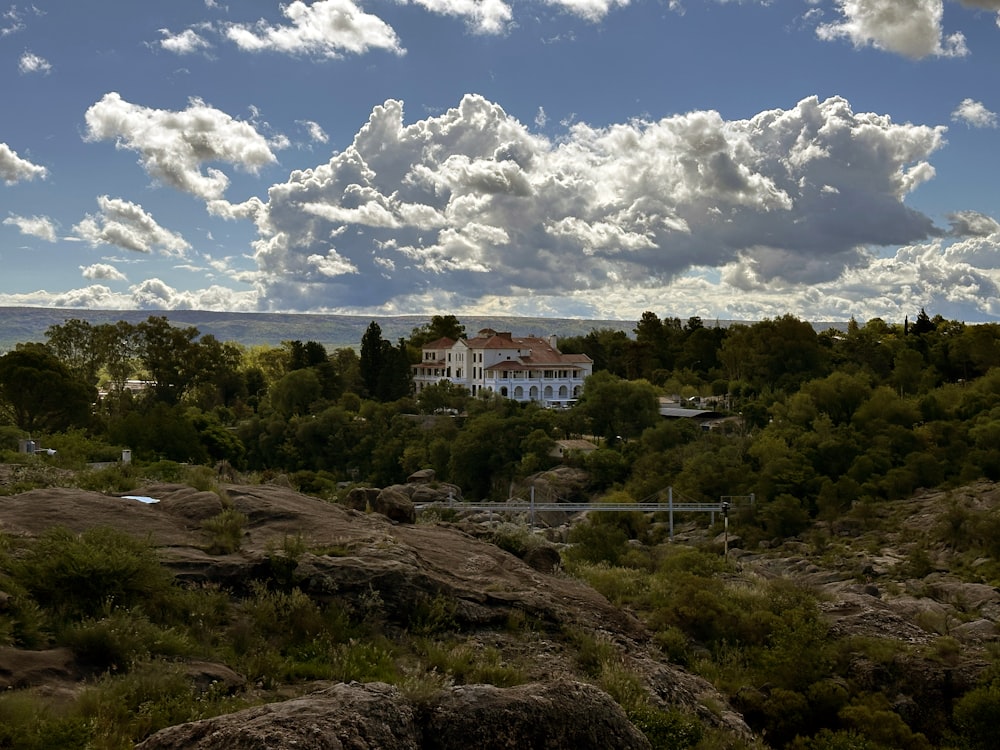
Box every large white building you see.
[413,329,593,407]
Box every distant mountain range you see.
[0,307,639,352]
[0,307,852,353]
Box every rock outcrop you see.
[0,481,748,739]
[136,679,652,750]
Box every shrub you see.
[63,610,192,673]
[565,520,628,565]
[415,639,526,687]
[952,680,1000,750]
[0,692,91,750]
[629,705,704,750]
[9,526,176,624]
[202,508,248,554]
[74,463,140,493]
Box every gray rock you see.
[136,680,653,750]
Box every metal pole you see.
[668,486,674,541]
[722,501,730,558]
[530,484,535,529]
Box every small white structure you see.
[413,329,593,407]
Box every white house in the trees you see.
[412,329,593,406]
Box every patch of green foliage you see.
[202,508,248,554]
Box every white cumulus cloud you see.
[817,0,968,59]
[298,119,329,144]
[129,278,257,310]
[72,195,191,256]
[0,142,47,184]
[18,50,51,74]
[83,92,280,200]
[543,0,630,23]
[951,98,998,128]
[225,0,404,57]
[81,263,128,281]
[406,0,513,34]
[3,213,56,241]
[229,93,946,312]
[158,27,213,54]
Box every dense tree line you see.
[3,309,1000,515]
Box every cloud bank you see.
[204,94,945,314]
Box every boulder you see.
[136,681,419,750]
[407,468,435,483]
[0,647,79,690]
[136,680,652,750]
[343,486,381,513]
[523,544,562,574]
[422,680,651,750]
[376,487,417,524]
[342,486,416,523]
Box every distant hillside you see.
[0,307,852,353]
[0,307,639,352]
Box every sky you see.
[2,0,1000,324]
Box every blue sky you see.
[2,0,999,323]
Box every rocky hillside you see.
[2,475,999,748]
[0,479,749,749]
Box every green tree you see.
[0,344,95,432]
[360,321,385,399]
[135,316,201,404]
[409,315,466,348]
[44,318,104,385]
[270,368,322,418]
[577,371,660,442]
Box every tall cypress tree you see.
[359,321,384,399]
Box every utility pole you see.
[722,501,730,558]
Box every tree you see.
[409,315,466,348]
[360,322,412,401]
[135,316,201,404]
[910,307,935,336]
[286,340,328,370]
[558,328,631,376]
[577,371,660,442]
[360,321,385,399]
[45,318,104,386]
[0,344,95,432]
[417,380,470,414]
[633,311,670,377]
[99,320,139,412]
[270,368,322,418]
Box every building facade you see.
[413,329,593,407]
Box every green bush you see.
[629,705,704,750]
[415,639,526,687]
[952,680,1000,750]
[63,610,192,673]
[202,508,248,554]
[0,692,91,750]
[565,520,629,565]
[9,526,176,624]
[74,463,140,493]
